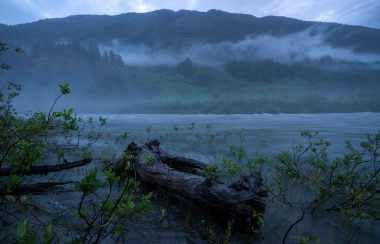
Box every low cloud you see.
[99,28,380,67]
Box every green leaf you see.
[104,168,119,184]
[76,168,101,194]
[143,153,154,166]
[7,175,22,192]
[16,220,28,239]
[43,224,54,244]
[59,83,70,95]
[203,162,219,179]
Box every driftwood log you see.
[115,140,267,228]
[0,158,91,176]
[0,158,91,196]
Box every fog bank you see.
[99,28,380,67]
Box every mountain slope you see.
[1,9,380,53]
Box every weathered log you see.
[116,140,267,228]
[0,158,91,176]
[0,181,74,195]
[159,154,205,176]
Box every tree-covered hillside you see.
[1,9,380,53]
[1,9,380,113]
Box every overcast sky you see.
[0,0,379,29]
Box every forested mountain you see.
[2,9,380,52]
[1,9,380,113]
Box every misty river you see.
[24,112,380,243]
[96,112,380,155]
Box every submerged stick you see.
[0,181,74,195]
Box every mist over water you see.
[90,112,380,157]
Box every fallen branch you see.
[282,208,305,244]
[0,158,91,176]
